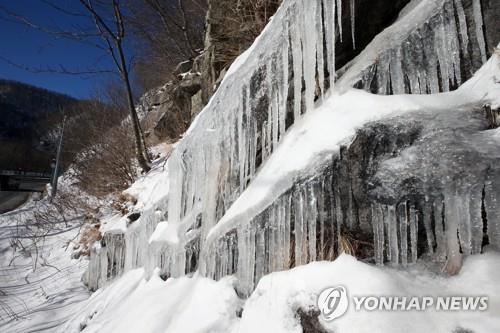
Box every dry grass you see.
[78,224,102,257]
[208,0,282,76]
[111,192,137,216]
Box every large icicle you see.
[472,0,488,63]
[350,0,356,49]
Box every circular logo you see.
[317,286,349,321]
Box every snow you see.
[0,196,90,332]
[61,252,500,333]
[60,269,240,333]
[100,214,128,234]
[124,156,170,213]
[148,221,178,244]
[236,252,500,333]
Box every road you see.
[0,191,30,214]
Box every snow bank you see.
[236,252,500,333]
[63,252,500,333]
[61,269,240,333]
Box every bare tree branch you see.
[0,55,116,76]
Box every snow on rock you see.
[61,269,240,333]
[201,48,500,290]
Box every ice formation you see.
[337,0,489,94]
[84,0,498,298]
[86,0,340,290]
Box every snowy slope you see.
[0,198,90,332]
[60,269,240,333]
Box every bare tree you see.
[0,1,151,172]
[79,0,151,171]
[126,0,207,90]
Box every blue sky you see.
[0,1,128,99]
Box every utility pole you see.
[50,117,66,202]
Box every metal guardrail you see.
[0,170,52,178]
[0,171,51,192]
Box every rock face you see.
[139,64,203,143]
[86,0,500,300]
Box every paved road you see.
[0,191,30,214]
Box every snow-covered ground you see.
[60,252,500,333]
[0,193,91,332]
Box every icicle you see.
[372,204,385,265]
[453,0,469,65]
[323,0,336,90]
[469,186,483,254]
[316,0,325,97]
[307,185,318,262]
[433,197,446,261]
[318,184,325,261]
[457,191,472,255]
[271,79,280,151]
[279,25,289,139]
[445,2,462,86]
[336,0,342,41]
[389,48,405,94]
[387,206,399,264]
[350,0,356,49]
[409,206,418,264]
[422,202,435,255]
[284,195,292,269]
[238,90,246,192]
[254,225,266,285]
[443,188,462,273]
[484,175,500,247]
[302,0,318,112]
[472,0,488,63]
[435,14,451,92]
[291,14,303,120]
[294,189,306,266]
[334,184,343,253]
[398,202,408,266]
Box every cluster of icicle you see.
[372,170,500,268]
[199,0,492,292]
[85,0,491,293]
[338,0,489,94]
[206,171,346,296]
[85,0,342,291]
